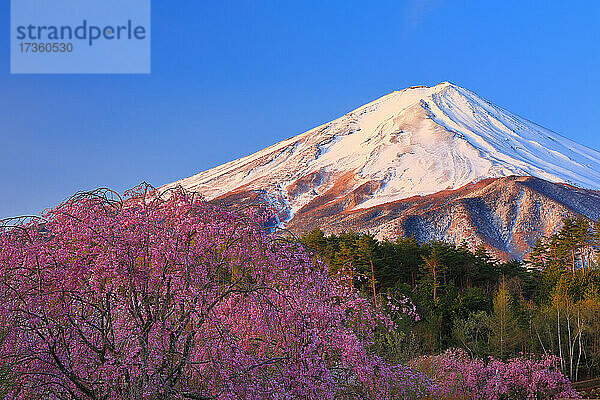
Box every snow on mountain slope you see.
[163,82,600,218]
[282,175,600,260]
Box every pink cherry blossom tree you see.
[410,348,581,400]
[0,184,432,399]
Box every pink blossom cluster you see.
[0,186,432,399]
[385,294,420,322]
[411,348,581,400]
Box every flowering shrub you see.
[410,348,581,400]
[0,185,432,399]
[386,294,420,322]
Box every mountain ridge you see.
[162,82,600,258]
[213,175,600,260]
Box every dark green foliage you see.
[452,310,490,357]
[301,217,600,381]
[301,229,510,355]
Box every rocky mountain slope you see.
[162,82,600,259]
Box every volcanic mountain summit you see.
[163,82,600,259]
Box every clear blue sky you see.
[2,0,599,219]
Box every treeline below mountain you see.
[300,216,600,382]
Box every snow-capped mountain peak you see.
[163,83,600,219]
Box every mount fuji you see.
[162,82,600,259]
